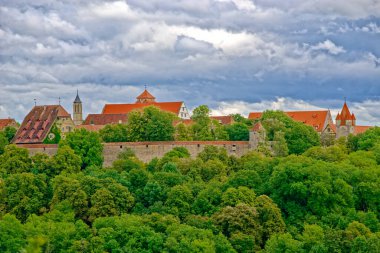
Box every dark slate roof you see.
[13,105,70,144]
[74,91,81,103]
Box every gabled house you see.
[0,118,18,131]
[13,105,74,144]
[101,89,191,119]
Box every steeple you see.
[73,90,83,125]
[136,87,156,104]
[74,89,81,103]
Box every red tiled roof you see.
[83,114,128,125]
[252,122,264,131]
[248,110,329,132]
[136,89,155,100]
[76,125,105,132]
[14,105,71,144]
[248,112,263,120]
[210,116,234,125]
[354,125,371,135]
[0,119,18,130]
[102,102,183,115]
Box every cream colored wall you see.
[56,117,75,138]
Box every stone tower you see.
[336,101,356,138]
[73,90,83,125]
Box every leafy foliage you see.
[60,128,103,169]
[0,127,379,252]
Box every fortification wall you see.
[18,141,251,166]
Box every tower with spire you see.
[73,90,83,125]
[336,101,356,138]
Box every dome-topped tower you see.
[73,90,83,125]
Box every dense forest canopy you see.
[0,115,379,252]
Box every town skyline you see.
[1,1,380,124]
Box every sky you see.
[1,0,380,125]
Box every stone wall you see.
[18,141,251,167]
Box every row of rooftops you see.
[5,88,372,144]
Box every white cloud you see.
[310,40,346,55]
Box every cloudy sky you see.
[1,0,380,124]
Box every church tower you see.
[336,101,355,138]
[73,90,83,125]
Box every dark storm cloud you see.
[1,0,380,124]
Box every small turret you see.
[73,90,83,125]
[136,87,156,104]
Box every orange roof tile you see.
[211,116,234,125]
[83,114,128,125]
[102,102,183,115]
[14,105,70,144]
[248,112,263,120]
[354,126,371,135]
[252,122,264,131]
[248,110,330,132]
[76,125,105,132]
[0,119,18,130]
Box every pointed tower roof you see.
[340,102,351,119]
[136,89,155,100]
[74,90,81,103]
[337,101,355,126]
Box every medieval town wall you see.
[18,141,251,166]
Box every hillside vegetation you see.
[0,120,379,252]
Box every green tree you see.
[191,105,213,140]
[212,204,262,247]
[0,144,32,174]
[99,124,128,142]
[0,214,26,252]
[0,131,8,155]
[48,145,82,176]
[225,123,250,141]
[272,131,288,157]
[221,187,256,207]
[175,123,192,141]
[88,189,118,221]
[166,185,194,218]
[265,233,303,253]
[3,173,48,222]
[261,111,320,154]
[3,126,17,142]
[127,106,176,141]
[60,128,103,169]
